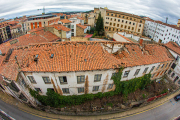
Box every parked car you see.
[174,94,180,101]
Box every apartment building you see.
[0,40,174,106]
[177,19,180,27]
[165,42,180,85]
[45,24,71,39]
[143,18,180,44]
[89,8,145,35]
[0,22,12,43]
[25,14,59,31]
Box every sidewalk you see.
[0,89,180,120]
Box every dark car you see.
[174,94,180,101]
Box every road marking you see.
[109,100,169,120]
[18,108,58,120]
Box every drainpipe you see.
[152,22,158,41]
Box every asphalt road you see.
[119,98,180,120]
[0,99,47,120]
[0,96,180,120]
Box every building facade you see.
[0,41,175,107]
[143,18,180,45]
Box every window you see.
[121,25,123,28]
[113,23,116,26]
[161,64,164,68]
[171,73,175,78]
[94,74,102,82]
[62,88,70,94]
[21,79,26,87]
[42,77,51,84]
[125,21,128,24]
[122,20,124,23]
[128,26,130,29]
[114,19,116,21]
[140,20,142,23]
[133,23,135,25]
[59,76,67,84]
[71,33,74,36]
[134,69,140,76]
[132,27,134,30]
[111,73,117,79]
[93,86,99,91]
[174,76,179,83]
[168,70,172,75]
[27,76,36,83]
[78,87,84,93]
[171,63,176,69]
[71,29,74,32]
[77,75,85,83]
[110,18,112,21]
[35,88,41,92]
[150,66,155,73]
[143,67,149,74]
[129,22,131,24]
[139,24,141,27]
[123,71,130,78]
[165,63,169,68]
[107,84,113,89]
[151,74,155,78]
[156,65,160,70]
[118,19,120,22]
[111,14,113,16]
[138,29,140,32]
[117,24,119,27]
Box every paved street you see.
[0,99,47,120]
[119,98,180,120]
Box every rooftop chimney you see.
[139,39,143,46]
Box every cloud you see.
[0,0,179,24]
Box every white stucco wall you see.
[66,31,71,38]
[113,33,130,42]
[24,69,116,96]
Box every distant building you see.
[0,22,12,43]
[25,14,59,32]
[88,7,145,35]
[143,18,180,45]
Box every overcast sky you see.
[0,0,179,24]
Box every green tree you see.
[95,12,104,36]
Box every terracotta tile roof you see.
[113,43,174,67]
[77,17,84,20]
[0,30,60,54]
[84,24,91,26]
[146,18,180,30]
[85,34,93,38]
[0,22,9,28]
[165,41,180,55]
[76,24,87,29]
[47,24,71,31]
[28,27,44,33]
[0,41,174,81]
[8,21,19,25]
[60,19,72,23]
[106,9,144,20]
[0,42,121,80]
[11,24,21,29]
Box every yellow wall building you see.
[94,8,145,35]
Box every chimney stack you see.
[139,39,143,46]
